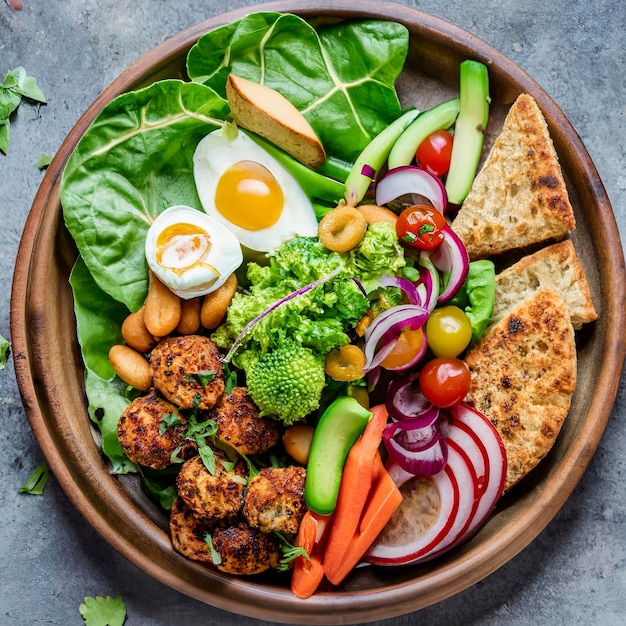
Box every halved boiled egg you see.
[193,127,318,254]
[145,205,243,299]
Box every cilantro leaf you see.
[274,531,310,572]
[183,370,216,388]
[204,533,222,565]
[19,462,50,494]
[158,411,182,435]
[79,595,126,626]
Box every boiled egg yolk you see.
[156,222,216,276]
[145,205,243,299]
[214,160,284,230]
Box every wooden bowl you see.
[10,1,626,623]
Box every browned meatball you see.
[150,335,225,410]
[208,387,281,455]
[211,521,281,576]
[169,497,223,565]
[243,466,308,535]
[176,452,247,521]
[116,389,195,469]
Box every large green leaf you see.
[61,79,230,311]
[186,12,408,162]
[70,258,136,473]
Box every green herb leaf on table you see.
[0,66,46,154]
[37,152,53,168]
[79,595,127,626]
[186,12,408,162]
[0,333,10,369]
[19,463,50,494]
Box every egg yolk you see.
[214,160,284,230]
[156,222,216,276]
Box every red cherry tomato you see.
[416,129,454,177]
[419,357,471,408]
[396,204,447,251]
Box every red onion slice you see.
[377,274,421,306]
[416,254,439,312]
[363,305,429,372]
[380,328,428,372]
[429,226,470,303]
[375,165,448,215]
[384,432,448,477]
[384,418,442,452]
[386,371,432,422]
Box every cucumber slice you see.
[445,60,490,205]
[387,97,460,169]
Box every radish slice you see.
[427,226,469,303]
[445,403,507,546]
[375,165,448,215]
[366,462,459,565]
[367,403,506,567]
[422,404,507,562]
[414,440,479,559]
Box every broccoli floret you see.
[246,341,326,426]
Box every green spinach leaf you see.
[186,12,408,162]
[70,258,135,473]
[61,79,229,311]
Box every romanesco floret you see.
[246,341,326,425]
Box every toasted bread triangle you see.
[464,287,576,490]
[491,239,597,330]
[451,93,576,260]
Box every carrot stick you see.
[290,510,331,599]
[322,404,390,577]
[324,452,402,586]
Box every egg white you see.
[193,128,318,253]
[145,205,243,299]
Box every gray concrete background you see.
[1,0,625,624]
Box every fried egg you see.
[145,205,243,299]
[193,128,318,253]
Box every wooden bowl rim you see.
[10,1,626,623]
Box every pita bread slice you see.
[451,93,576,260]
[492,239,597,330]
[464,287,576,490]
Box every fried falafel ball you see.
[117,388,195,469]
[211,521,282,576]
[170,499,281,576]
[209,387,281,456]
[150,335,225,410]
[170,497,223,565]
[243,466,308,535]
[176,451,247,521]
